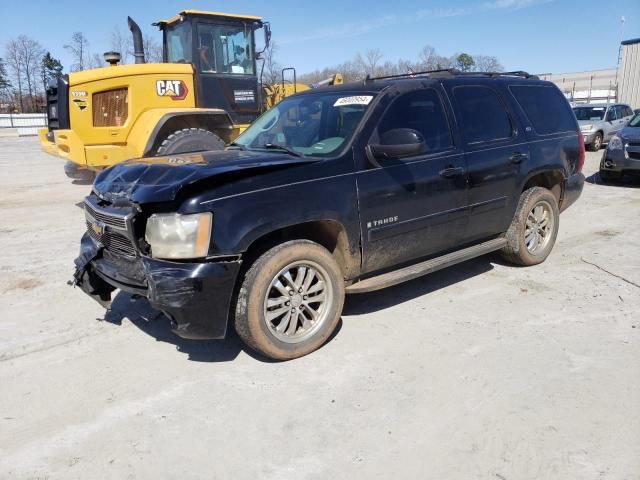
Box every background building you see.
[618,37,640,109]
[539,37,639,108]
[539,69,617,104]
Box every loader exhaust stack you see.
[128,16,145,64]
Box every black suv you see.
[74,70,585,360]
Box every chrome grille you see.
[84,198,136,257]
[83,201,127,229]
[85,220,136,256]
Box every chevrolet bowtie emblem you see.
[91,220,105,236]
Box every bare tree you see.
[473,55,504,72]
[16,36,44,110]
[87,52,104,69]
[297,46,505,86]
[110,27,132,64]
[357,48,384,77]
[5,40,24,111]
[64,32,90,71]
[418,45,438,70]
[261,41,281,85]
[434,55,454,69]
[143,34,163,63]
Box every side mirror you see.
[368,128,426,160]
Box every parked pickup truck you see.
[73,70,585,360]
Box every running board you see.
[346,238,507,294]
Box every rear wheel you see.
[155,128,225,155]
[234,240,345,360]
[501,187,560,266]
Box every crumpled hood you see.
[93,149,318,204]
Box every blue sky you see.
[1,0,638,74]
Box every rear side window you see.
[453,86,513,143]
[510,85,576,135]
[378,88,452,153]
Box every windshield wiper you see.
[262,143,302,157]
[226,142,246,150]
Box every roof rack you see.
[365,69,539,82]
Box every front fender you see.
[196,172,362,272]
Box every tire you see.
[234,240,345,360]
[599,170,621,183]
[587,132,603,151]
[155,128,225,156]
[500,187,560,266]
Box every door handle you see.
[510,152,528,164]
[439,166,465,178]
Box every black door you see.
[445,83,527,243]
[356,86,468,274]
[197,74,260,124]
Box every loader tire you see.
[155,128,225,156]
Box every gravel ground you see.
[0,137,639,480]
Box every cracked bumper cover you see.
[74,233,241,339]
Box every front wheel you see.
[234,240,345,360]
[587,132,603,151]
[501,187,560,266]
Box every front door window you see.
[197,23,255,75]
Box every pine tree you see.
[40,51,63,92]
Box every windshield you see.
[629,113,640,127]
[573,106,606,121]
[197,23,255,75]
[165,22,193,63]
[233,92,376,157]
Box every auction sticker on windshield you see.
[333,96,373,107]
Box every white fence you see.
[0,114,47,136]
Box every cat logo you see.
[156,80,188,100]
[73,98,88,111]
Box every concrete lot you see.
[0,137,639,480]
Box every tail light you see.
[93,88,128,127]
[577,132,585,173]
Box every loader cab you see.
[157,10,270,124]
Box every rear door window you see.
[453,86,513,143]
[510,85,576,135]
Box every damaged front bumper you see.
[73,233,241,339]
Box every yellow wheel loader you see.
[39,10,342,181]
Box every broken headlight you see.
[145,212,212,259]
